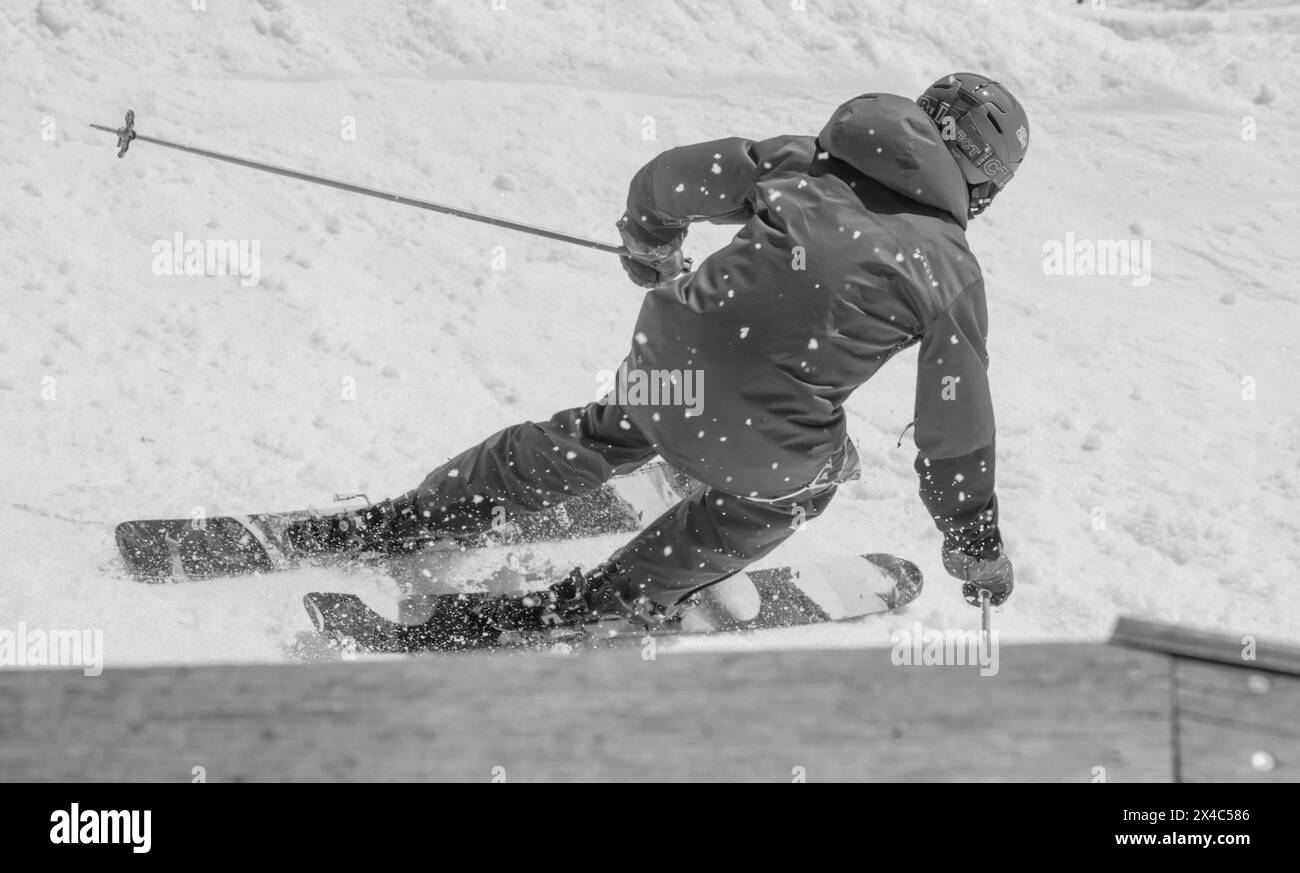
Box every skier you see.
[291,72,1027,631]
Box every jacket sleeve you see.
[912,280,1002,559]
[623,137,763,245]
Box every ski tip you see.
[303,594,328,634]
[114,519,170,582]
[862,553,924,609]
[303,592,370,637]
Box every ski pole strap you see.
[89,110,625,255]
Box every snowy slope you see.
[1,0,1297,664]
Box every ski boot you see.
[491,561,691,637]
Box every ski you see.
[303,553,923,655]
[114,460,694,582]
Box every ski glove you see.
[943,550,1014,607]
[617,215,686,288]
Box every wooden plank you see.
[1179,720,1295,783]
[1111,617,1300,676]
[1176,660,1300,738]
[0,644,1170,782]
[1175,660,1300,783]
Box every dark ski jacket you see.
[618,93,1001,557]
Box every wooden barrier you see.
[1110,618,1299,783]
[1,643,1169,782]
[1,619,1293,782]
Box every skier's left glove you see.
[617,215,686,288]
[943,550,1014,607]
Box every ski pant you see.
[403,401,839,606]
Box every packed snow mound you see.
[1,0,1297,665]
[6,0,1292,107]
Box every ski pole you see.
[89,110,626,256]
[978,587,993,648]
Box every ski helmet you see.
[917,72,1029,217]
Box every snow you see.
[1,0,1297,665]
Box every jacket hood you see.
[818,93,970,228]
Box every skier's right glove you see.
[943,550,1015,607]
[616,215,686,288]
